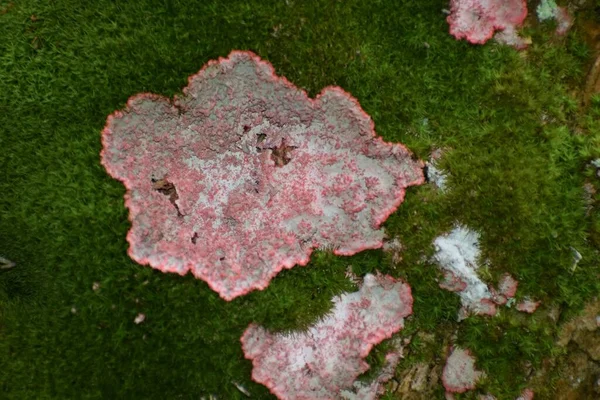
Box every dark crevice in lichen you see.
[270,138,297,167]
[255,133,267,153]
[151,178,183,217]
[423,165,430,183]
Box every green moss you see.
[1,1,599,399]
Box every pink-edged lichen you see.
[498,273,518,298]
[442,347,483,393]
[447,0,529,48]
[101,51,424,300]
[516,388,535,400]
[439,270,468,293]
[240,273,412,399]
[516,298,541,313]
[491,273,518,305]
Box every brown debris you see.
[152,178,183,217]
[270,138,297,167]
[0,2,13,15]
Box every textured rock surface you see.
[240,273,412,399]
[558,298,600,361]
[446,0,528,48]
[101,51,424,300]
[442,347,483,393]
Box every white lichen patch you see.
[426,163,448,191]
[134,313,146,324]
[494,26,531,49]
[570,246,582,272]
[233,381,251,397]
[537,0,559,22]
[426,149,449,191]
[433,226,495,320]
[536,0,573,35]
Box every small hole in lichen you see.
[256,133,267,153]
[423,165,430,182]
[270,138,297,167]
[244,125,251,133]
[152,178,183,217]
[219,257,225,261]
[191,232,199,244]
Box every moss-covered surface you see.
[1,1,599,399]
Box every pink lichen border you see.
[100,50,424,299]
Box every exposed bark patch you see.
[152,178,183,217]
[582,19,600,105]
[584,54,600,105]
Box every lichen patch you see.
[101,51,423,300]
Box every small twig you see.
[0,256,16,270]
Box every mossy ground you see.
[1,1,600,399]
